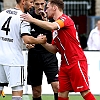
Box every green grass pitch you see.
[0,94,100,100]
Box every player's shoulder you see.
[0,9,10,17]
[0,9,7,14]
[58,14,74,26]
[59,14,67,21]
[59,14,72,23]
[5,8,23,15]
[61,14,73,20]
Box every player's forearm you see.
[31,18,57,31]
[41,42,57,54]
[23,35,38,44]
[23,35,47,44]
[21,13,58,30]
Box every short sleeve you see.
[21,21,31,35]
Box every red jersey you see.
[52,14,87,65]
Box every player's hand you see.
[26,44,35,49]
[20,13,33,22]
[37,34,47,44]
[39,10,47,21]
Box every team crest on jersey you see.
[53,30,58,39]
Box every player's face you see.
[46,2,55,18]
[33,0,46,15]
[24,0,34,12]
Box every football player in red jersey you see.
[0,0,46,100]
[21,0,96,100]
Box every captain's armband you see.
[55,19,64,29]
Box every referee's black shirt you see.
[29,9,54,53]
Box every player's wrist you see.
[34,38,39,44]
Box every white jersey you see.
[0,8,31,66]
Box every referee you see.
[26,0,58,100]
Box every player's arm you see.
[20,13,64,31]
[41,42,57,54]
[22,34,47,44]
[21,20,47,44]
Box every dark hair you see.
[48,0,64,10]
[16,0,21,3]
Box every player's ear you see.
[22,0,25,5]
[52,5,57,11]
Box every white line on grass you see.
[23,95,30,100]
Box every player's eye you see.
[35,3,44,6]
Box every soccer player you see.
[0,0,46,100]
[25,0,58,100]
[21,0,96,100]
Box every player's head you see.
[33,0,46,15]
[16,0,34,12]
[46,0,64,18]
[24,0,34,12]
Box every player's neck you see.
[15,4,24,12]
[53,10,63,20]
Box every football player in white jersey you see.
[0,0,47,100]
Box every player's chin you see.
[28,8,32,12]
[47,14,52,19]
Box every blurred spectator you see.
[87,20,100,50]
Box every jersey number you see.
[1,16,12,35]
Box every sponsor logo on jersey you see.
[77,86,83,89]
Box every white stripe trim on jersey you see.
[21,66,24,85]
[57,36,69,65]
[64,53,69,65]
[57,36,65,50]
[78,61,89,87]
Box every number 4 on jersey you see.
[1,16,12,35]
